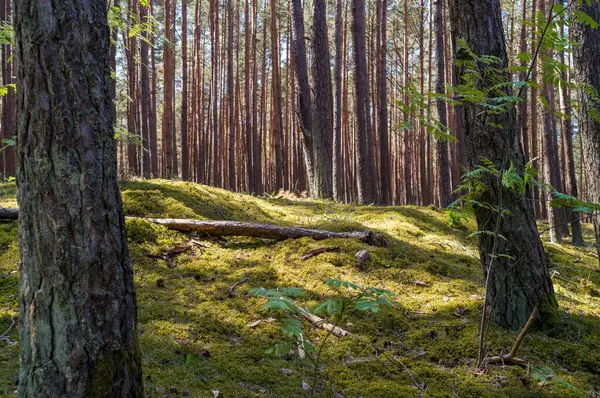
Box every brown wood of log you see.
[143,218,387,246]
[0,209,387,247]
[0,208,18,220]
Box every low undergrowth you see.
[1,180,599,397]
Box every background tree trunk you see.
[162,0,175,178]
[291,0,315,194]
[434,0,451,208]
[14,0,143,395]
[572,0,600,264]
[312,0,334,198]
[352,0,378,204]
[559,0,583,246]
[181,0,190,180]
[377,0,391,205]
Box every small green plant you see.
[444,209,468,229]
[250,279,399,396]
[532,365,578,393]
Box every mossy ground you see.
[1,180,599,397]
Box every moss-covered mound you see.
[1,180,599,397]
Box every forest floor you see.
[1,180,599,397]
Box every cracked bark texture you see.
[572,0,600,264]
[448,0,557,330]
[14,0,143,396]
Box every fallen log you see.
[140,217,387,246]
[0,208,18,220]
[0,209,387,247]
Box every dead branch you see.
[227,276,249,297]
[483,306,538,367]
[300,247,340,261]
[147,245,192,268]
[291,303,349,338]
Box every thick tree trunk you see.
[312,0,334,198]
[572,0,600,265]
[14,0,143,395]
[352,0,378,204]
[448,0,557,330]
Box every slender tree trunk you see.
[140,1,151,179]
[448,0,557,330]
[539,0,562,243]
[530,0,540,218]
[14,0,143,394]
[1,0,14,178]
[572,0,600,265]
[211,0,221,186]
[125,0,139,176]
[270,0,284,190]
[559,5,583,245]
[252,0,261,193]
[352,0,378,204]
[312,0,334,198]
[518,0,529,160]
[291,0,316,194]
[377,0,391,205]
[334,0,345,202]
[149,0,159,177]
[162,0,175,178]
[402,0,411,204]
[435,0,452,208]
[244,0,253,192]
[227,0,236,189]
[181,0,190,180]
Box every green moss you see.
[1,180,599,397]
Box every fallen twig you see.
[227,276,249,297]
[147,245,192,268]
[300,247,340,261]
[0,317,15,341]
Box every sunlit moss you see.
[0,180,598,396]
